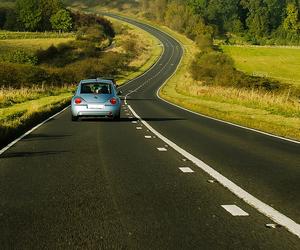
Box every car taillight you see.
[75,98,82,104]
[110,98,117,105]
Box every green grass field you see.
[0,31,75,58]
[221,45,300,86]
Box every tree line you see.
[0,0,73,32]
[140,0,300,45]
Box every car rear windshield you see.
[81,82,112,94]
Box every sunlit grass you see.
[0,92,72,147]
[222,45,300,86]
[0,85,74,108]
[0,92,72,124]
[0,37,75,55]
[0,30,74,40]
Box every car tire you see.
[72,115,79,121]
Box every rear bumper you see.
[71,104,121,117]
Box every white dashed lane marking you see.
[221,205,249,216]
[136,127,143,130]
[179,167,194,173]
[157,147,167,152]
[145,136,152,139]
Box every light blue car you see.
[71,78,122,121]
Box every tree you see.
[164,2,187,32]
[151,0,168,22]
[50,9,72,32]
[39,0,63,30]
[241,0,271,38]
[283,3,300,33]
[16,0,41,31]
[4,9,19,30]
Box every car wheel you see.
[72,115,79,121]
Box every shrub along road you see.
[0,14,299,249]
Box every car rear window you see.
[81,82,112,94]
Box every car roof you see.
[80,78,114,84]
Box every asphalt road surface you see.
[0,14,299,249]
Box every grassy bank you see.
[222,45,300,86]
[158,31,300,140]
[92,7,300,141]
[0,87,73,147]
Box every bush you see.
[190,51,286,92]
[0,62,48,87]
[191,52,235,84]
[71,11,115,38]
[6,50,38,65]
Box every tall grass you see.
[0,31,75,40]
[0,93,72,147]
[0,85,74,108]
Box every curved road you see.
[0,14,299,249]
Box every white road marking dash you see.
[157,147,167,152]
[136,127,142,130]
[145,136,152,139]
[221,205,249,216]
[179,167,194,173]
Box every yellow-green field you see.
[0,37,75,54]
[222,45,300,86]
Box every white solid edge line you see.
[0,106,70,156]
[127,104,300,238]
[157,91,300,145]
[151,20,300,145]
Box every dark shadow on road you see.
[1,150,69,159]
[24,133,71,141]
[79,117,185,122]
[121,98,156,101]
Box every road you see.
[0,14,299,249]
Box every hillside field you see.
[221,45,300,86]
[0,31,75,56]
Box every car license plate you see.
[88,104,104,109]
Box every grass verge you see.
[0,90,72,148]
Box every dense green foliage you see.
[50,9,73,32]
[0,0,70,31]
[139,0,300,45]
